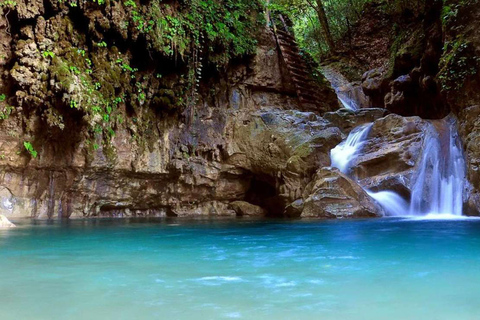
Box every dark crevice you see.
[244,177,286,217]
[42,0,60,21]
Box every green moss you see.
[293,142,313,159]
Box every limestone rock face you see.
[228,109,342,214]
[442,1,480,215]
[301,168,382,219]
[459,106,480,215]
[0,4,342,219]
[460,106,480,187]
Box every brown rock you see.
[351,114,426,198]
[229,109,342,213]
[229,201,267,217]
[301,168,382,219]
[361,67,387,108]
[17,0,45,19]
[323,108,388,134]
[284,199,304,218]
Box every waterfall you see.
[367,191,409,217]
[330,123,408,217]
[338,93,359,111]
[326,68,467,218]
[331,117,466,218]
[330,123,372,174]
[321,66,361,111]
[409,118,466,216]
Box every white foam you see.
[197,276,243,282]
[367,190,409,217]
[406,213,480,221]
[330,123,372,174]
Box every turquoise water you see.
[1,218,480,320]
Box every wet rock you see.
[464,192,480,217]
[337,82,371,109]
[459,105,480,192]
[284,199,304,218]
[322,65,370,110]
[351,114,426,198]
[229,201,267,217]
[229,109,342,213]
[301,168,382,219]
[323,108,388,134]
[361,68,387,108]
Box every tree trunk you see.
[315,0,335,54]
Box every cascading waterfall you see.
[367,191,409,217]
[330,123,408,217]
[327,69,467,217]
[329,116,466,217]
[330,123,372,174]
[321,66,360,111]
[409,118,466,216]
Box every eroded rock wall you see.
[0,0,346,218]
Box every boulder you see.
[229,201,267,217]
[284,199,304,218]
[464,192,480,217]
[323,108,388,134]
[0,215,15,228]
[301,168,382,219]
[361,68,387,108]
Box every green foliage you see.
[130,0,263,67]
[438,38,480,91]
[23,142,38,158]
[29,0,264,161]
[0,105,13,120]
[441,0,479,27]
[271,0,427,61]
[0,0,17,8]
[271,0,373,59]
[42,51,56,59]
[0,94,12,120]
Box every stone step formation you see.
[273,29,322,110]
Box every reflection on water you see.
[0,218,480,320]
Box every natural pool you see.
[0,217,480,320]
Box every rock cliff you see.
[0,0,347,218]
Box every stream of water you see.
[330,123,372,174]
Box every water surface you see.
[1,217,480,320]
